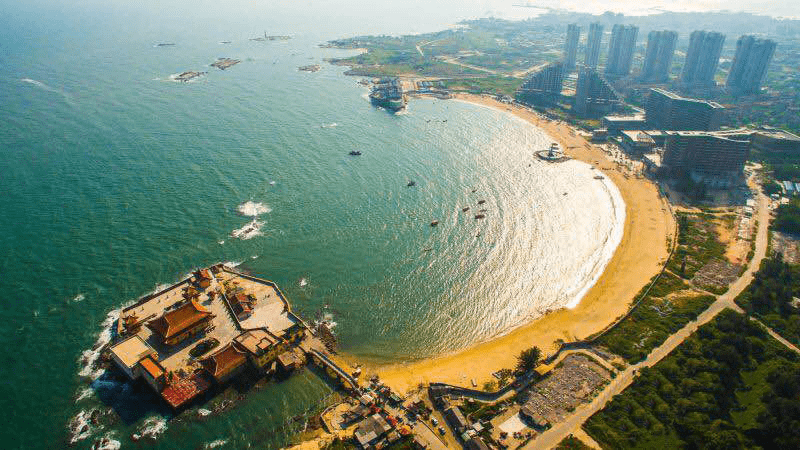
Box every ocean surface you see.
[0,1,631,448]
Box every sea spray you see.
[237,201,271,216]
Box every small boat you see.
[563,192,568,196]
[477,200,486,205]
[407,181,416,187]
[349,150,362,156]
[471,189,477,193]
[462,207,469,212]
[474,214,485,219]
[430,220,439,227]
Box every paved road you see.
[751,317,800,355]
[525,190,771,450]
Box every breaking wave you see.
[237,201,271,216]
[231,219,264,240]
[78,308,121,380]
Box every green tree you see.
[516,346,542,373]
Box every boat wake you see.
[21,78,73,104]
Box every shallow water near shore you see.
[0,1,626,448]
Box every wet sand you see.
[361,93,675,394]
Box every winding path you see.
[524,188,772,449]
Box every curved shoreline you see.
[356,93,675,393]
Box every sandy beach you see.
[357,93,675,394]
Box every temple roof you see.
[148,300,212,340]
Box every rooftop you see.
[139,356,166,379]
[234,329,280,355]
[201,343,248,378]
[147,300,212,340]
[109,335,156,369]
[651,87,724,109]
[160,372,211,409]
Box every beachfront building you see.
[109,335,158,380]
[645,88,725,131]
[201,343,249,383]
[147,299,213,346]
[234,328,285,369]
[518,62,564,105]
[602,114,647,136]
[662,130,750,177]
[574,67,622,117]
[681,31,725,87]
[620,130,656,156]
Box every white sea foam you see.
[73,293,86,303]
[76,387,93,402]
[93,433,121,450]
[204,439,228,448]
[137,416,167,440]
[269,180,276,186]
[198,408,212,417]
[223,260,242,268]
[218,240,225,245]
[320,122,338,128]
[67,410,93,444]
[251,255,258,259]
[78,308,121,380]
[237,201,271,216]
[231,219,264,240]
[299,277,308,287]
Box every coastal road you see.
[524,189,772,450]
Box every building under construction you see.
[517,62,564,105]
[574,67,622,117]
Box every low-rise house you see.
[109,335,158,379]
[234,328,284,369]
[147,300,213,346]
[201,343,249,383]
[519,405,550,430]
[230,292,256,320]
[277,350,302,371]
[194,269,212,289]
[465,437,490,450]
[353,413,392,449]
[139,356,167,391]
[443,406,468,434]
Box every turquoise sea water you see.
[0,1,627,448]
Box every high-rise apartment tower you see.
[681,31,725,86]
[726,35,777,94]
[605,24,639,77]
[564,24,580,71]
[584,23,603,69]
[641,30,677,82]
